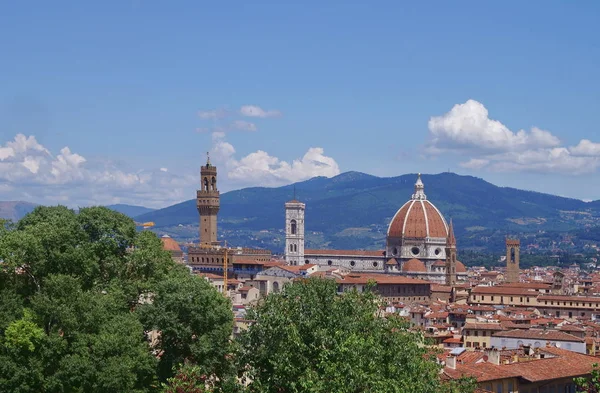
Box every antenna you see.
[293,185,297,201]
[206,151,210,166]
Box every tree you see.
[575,363,600,393]
[138,271,234,381]
[236,278,474,393]
[0,206,233,392]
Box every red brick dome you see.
[456,261,466,273]
[161,235,181,252]
[402,258,427,273]
[387,174,448,240]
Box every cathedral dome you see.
[387,174,448,240]
[402,258,427,273]
[161,235,182,252]
[456,261,466,273]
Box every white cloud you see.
[210,132,339,186]
[428,100,560,152]
[240,105,282,118]
[198,108,229,120]
[231,120,257,132]
[0,134,194,208]
[570,139,600,157]
[428,100,600,174]
[459,158,489,169]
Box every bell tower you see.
[505,238,520,283]
[197,153,220,246]
[445,219,457,286]
[285,196,305,266]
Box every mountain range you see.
[3,172,600,253]
[134,172,600,252]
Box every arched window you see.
[290,244,294,252]
[290,220,297,235]
[211,177,216,191]
[203,177,209,191]
[273,282,280,293]
[293,244,297,252]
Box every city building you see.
[188,155,272,277]
[285,174,467,284]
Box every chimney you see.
[484,348,501,365]
[446,355,457,370]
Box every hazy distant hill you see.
[106,204,155,218]
[136,172,600,251]
[0,201,38,222]
[0,202,154,222]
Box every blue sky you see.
[1,1,599,207]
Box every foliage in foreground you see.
[234,278,475,393]
[0,206,233,393]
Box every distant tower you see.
[445,219,457,286]
[285,197,305,266]
[197,153,220,246]
[505,238,520,283]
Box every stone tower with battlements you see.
[285,199,305,266]
[197,153,220,246]
[505,238,520,283]
[445,219,457,286]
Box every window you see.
[569,312,573,318]
[290,244,294,252]
[350,261,356,267]
[393,247,398,256]
[491,296,495,301]
[496,383,502,393]
[411,247,420,256]
[474,331,479,337]
[373,262,378,268]
[483,342,487,348]
[327,260,333,266]
[556,311,560,317]
[305,259,310,264]
[508,381,514,393]
[290,220,297,235]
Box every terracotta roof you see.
[386,258,398,265]
[444,347,598,383]
[433,260,446,267]
[402,258,427,273]
[493,329,584,342]
[470,286,538,296]
[431,284,452,293]
[456,261,467,273]
[305,249,384,257]
[337,273,431,286]
[538,295,600,303]
[238,286,253,292]
[463,322,504,331]
[387,199,448,239]
[161,235,181,252]
[443,337,463,344]
[499,282,551,290]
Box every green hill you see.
[136,172,600,252]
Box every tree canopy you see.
[235,278,474,393]
[0,206,233,393]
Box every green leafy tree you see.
[575,363,600,392]
[237,278,474,393]
[0,206,233,392]
[138,272,234,381]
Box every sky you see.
[1,1,599,208]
